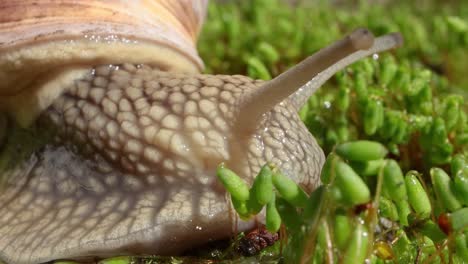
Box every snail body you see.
[0,1,403,263]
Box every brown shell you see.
[0,0,208,125]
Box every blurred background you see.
[199,0,468,98]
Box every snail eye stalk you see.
[234,29,403,134]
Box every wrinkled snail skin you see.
[0,2,404,263]
[0,64,324,264]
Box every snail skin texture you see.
[0,1,403,263]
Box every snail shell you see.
[0,0,207,126]
[0,1,403,263]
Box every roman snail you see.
[0,1,403,263]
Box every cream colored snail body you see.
[0,1,403,263]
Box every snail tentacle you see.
[289,32,404,110]
[234,28,375,133]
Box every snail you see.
[0,1,403,263]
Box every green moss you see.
[199,0,468,91]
